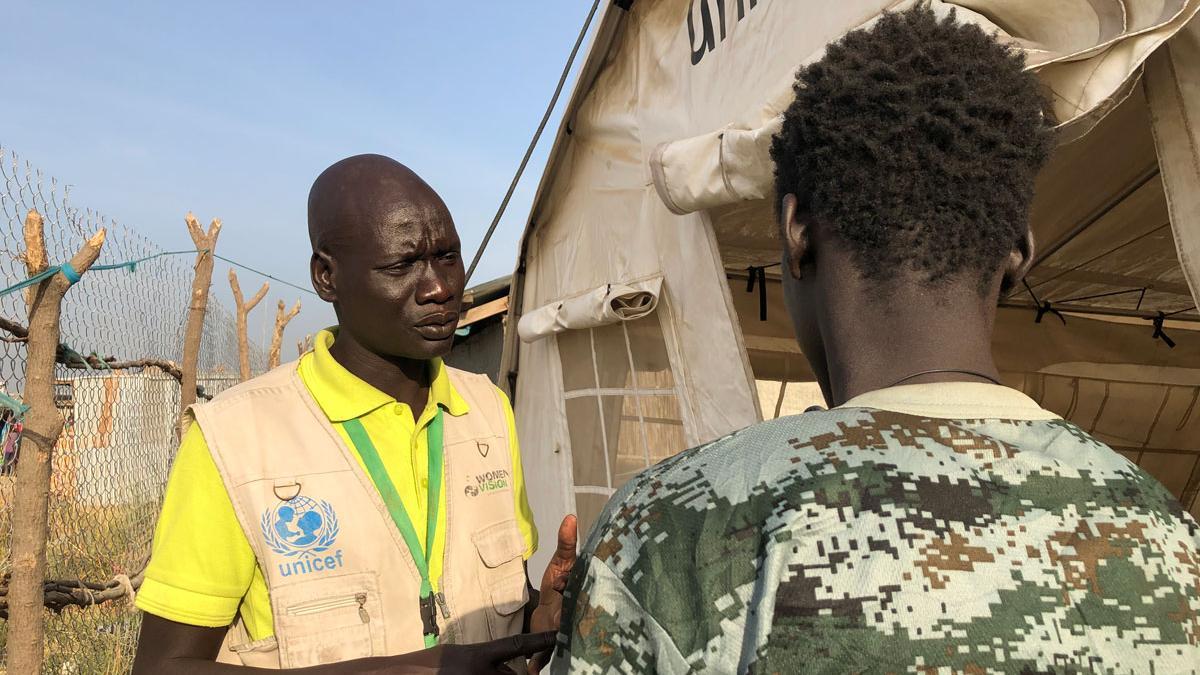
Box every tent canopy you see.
[502,0,1200,572]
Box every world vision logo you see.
[464,469,511,498]
[260,496,346,578]
[687,0,766,66]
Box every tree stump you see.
[297,333,314,359]
[180,213,221,431]
[7,209,106,675]
[268,300,301,369]
[229,270,268,382]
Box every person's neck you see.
[328,331,430,414]
[820,281,1000,407]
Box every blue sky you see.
[0,0,593,348]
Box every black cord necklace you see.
[887,368,1002,388]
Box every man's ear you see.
[1001,228,1036,294]
[781,193,811,280]
[311,250,337,303]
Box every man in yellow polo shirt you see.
[138,330,536,638]
[132,154,576,674]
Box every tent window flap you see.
[518,276,664,343]
[557,312,686,534]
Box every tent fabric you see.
[650,119,780,216]
[516,276,663,343]
[1006,91,1178,313]
[1145,16,1200,309]
[505,0,1200,573]
[697,62,1200,324]
[650,0,1200,216]
[1000,80,1197,321]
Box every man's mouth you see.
[413,312,460,340]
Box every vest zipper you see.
[434,591,450,619]
[287,592,370,624]
[356,593,370,624]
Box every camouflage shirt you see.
[553,384,1200,674]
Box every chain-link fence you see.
[0,147,267,674]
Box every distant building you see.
[445,276,510,384]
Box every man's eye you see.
[440,251,460,263]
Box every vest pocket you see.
[288,592,371,618]
[472,520,529,638]
[489,570,529,616]
[272,571,383,668]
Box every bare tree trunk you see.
[297,333,314,359]
[180,214,221,432]
[8,210,105,675]
[229,270,268,382]
[268,300,301,369]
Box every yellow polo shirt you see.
[136,330,537,641]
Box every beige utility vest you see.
[186,362,528,668]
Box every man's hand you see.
[526,515,577,674]
[406,632,556,674]
[530,515,578,633]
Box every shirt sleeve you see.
[497,387,539,559]
[552,555,689,673]
[135,423,259,628]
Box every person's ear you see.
[1001,228,1036,293]
[311,250,337,303]
[781,193,811,280]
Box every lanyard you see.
[341,408,444,647]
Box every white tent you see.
[500,0,1200,573]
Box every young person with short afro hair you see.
[552,7,1200,673]
[771,3,1053,289]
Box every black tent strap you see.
[1021,279,1067,324]
[1035,301,1067,325]
[1019,296,1194,347]
[1148,305,1195,349]
[745,263,780,322]
[1026,287,1200,338]
[1152,312,1177,348]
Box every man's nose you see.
[415,264,456,305]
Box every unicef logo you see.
[260,496,340,559]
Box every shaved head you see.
[307,154,465,362]
[308,154,449,252]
